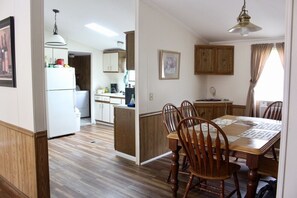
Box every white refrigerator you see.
[45,67,80,138]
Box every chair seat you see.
[190,161,241,180]
[257,156,278,178]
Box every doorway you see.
[68,52,91,126]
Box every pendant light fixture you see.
[45,9,67,46]
[228,0,262,36]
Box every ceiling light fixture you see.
[85,23,118,37]
[228,0,262,36]
[45,9,67,46]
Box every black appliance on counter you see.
[110,83,118,93]
[125,88,135,105]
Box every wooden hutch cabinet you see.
[195,45,234,75]
[194,101,233,120]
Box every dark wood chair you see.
[263,101,283,121]
[180,100,199,117]
[180,100,200,127]
[162,103,188,182]
[177,117,241,198]
[263,101,283,161]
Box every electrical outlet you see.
[149,93,153,101]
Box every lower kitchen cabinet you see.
[94,102,110,123]
[95,94,125,124]
[114,106,135,156]
[194,101,233,120]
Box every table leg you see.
[246,154,260,198]
[169,139,180,198]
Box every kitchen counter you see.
[115,104,135,110]
[94,93,125,124]
[95,93,125,99]
[194,99,233,104]
[114,105,135,158]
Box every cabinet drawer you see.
[110,97,122,104]
[94,95,110,102]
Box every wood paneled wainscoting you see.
[0,120,50,198]
[140,111,170,163]
[139,105,246,163]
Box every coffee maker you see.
[110,83,118,93]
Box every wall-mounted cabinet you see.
[44,47,68,65]
[103,51,126,73]
[194,45,234,75]
[125,31,135,70]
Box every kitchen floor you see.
[80,117,91,126]
[47,124,274,198]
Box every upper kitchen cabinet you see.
[125,31,135,70]
[103,50,126,73]
[194,45,234,75]
[45,47,68,65]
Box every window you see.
[254,47,284,101]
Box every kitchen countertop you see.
[95,93,125,99]
[115,104,135,110]
[194,99,233,103]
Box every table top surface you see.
[167,115,281,155]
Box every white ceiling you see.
[44,0,285,51]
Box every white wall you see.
[208,39,284,105]
[279,0,297,196]
[0,0,45,132]
[138,1,206,114]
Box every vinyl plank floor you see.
[1,124,270,198]
[48,124,252,198]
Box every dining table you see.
[167,115,281,198]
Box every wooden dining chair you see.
[263,101,283,161]
[162,103,188,182]
[177,117,241,198]
[263,101,283,121]
[180,100,200,127]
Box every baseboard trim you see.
[140,151,171,165]
[0,175,28,198]
[115,151,136,161]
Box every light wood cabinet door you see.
[195,45,234,75]
[53,48,68,64]
[45,47,68,65]
[94,102,103,121]
[109,104,114,124]
[195,46,215,74]
[103,53,111,71]
[103,51,125,73]
[102,103,110,122]
[216,46,234,74]
[109,53,119,72]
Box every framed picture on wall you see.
[0,16,16,87]
[159,50,180,80]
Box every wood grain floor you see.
[1,124,269,197]
[48,124,253,198]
